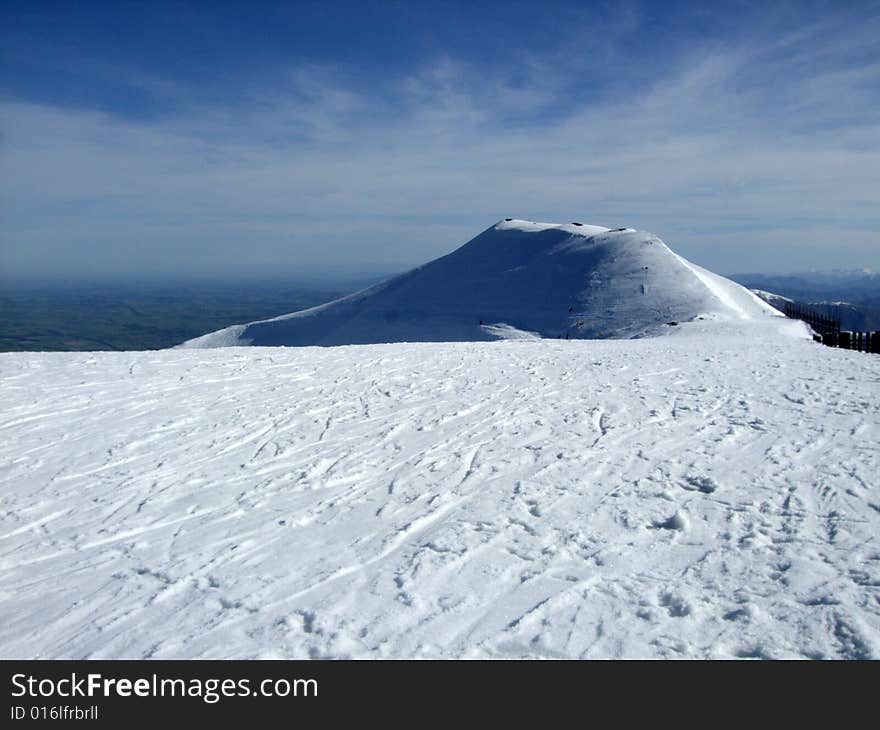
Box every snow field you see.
[1,324,878,658]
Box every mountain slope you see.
[181,220,779,348]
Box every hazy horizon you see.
[2,1,879,280]
[0,247,878,291]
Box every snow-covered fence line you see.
[784,301,880,353]
[784,301,840,337]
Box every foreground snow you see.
[1,321,879,658]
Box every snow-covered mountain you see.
[2,219,877,660]
[181,220,779,348]
[751,289,793,308]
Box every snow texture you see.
[752,289,795,307]
[2,318,879,659]
[180,220,780,348]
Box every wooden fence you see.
[784,301,880,353]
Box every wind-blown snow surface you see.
[181,220,779,348]
[2,320,879,659]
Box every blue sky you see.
[1,0,879,280]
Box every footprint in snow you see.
[652,511,688,531]
[659,592,692,617]
[683,474,718,494]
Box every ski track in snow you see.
[1,327,879,659]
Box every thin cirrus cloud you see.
[0,4,878,280]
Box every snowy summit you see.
[181,219,780,348]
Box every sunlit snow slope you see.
[181,220,779,348]
[2,320,878,659]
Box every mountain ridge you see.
[181,219,780,348]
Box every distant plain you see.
[0,277,386,352]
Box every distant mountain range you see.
[730,271,880,331]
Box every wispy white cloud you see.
[1,7,878,278]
